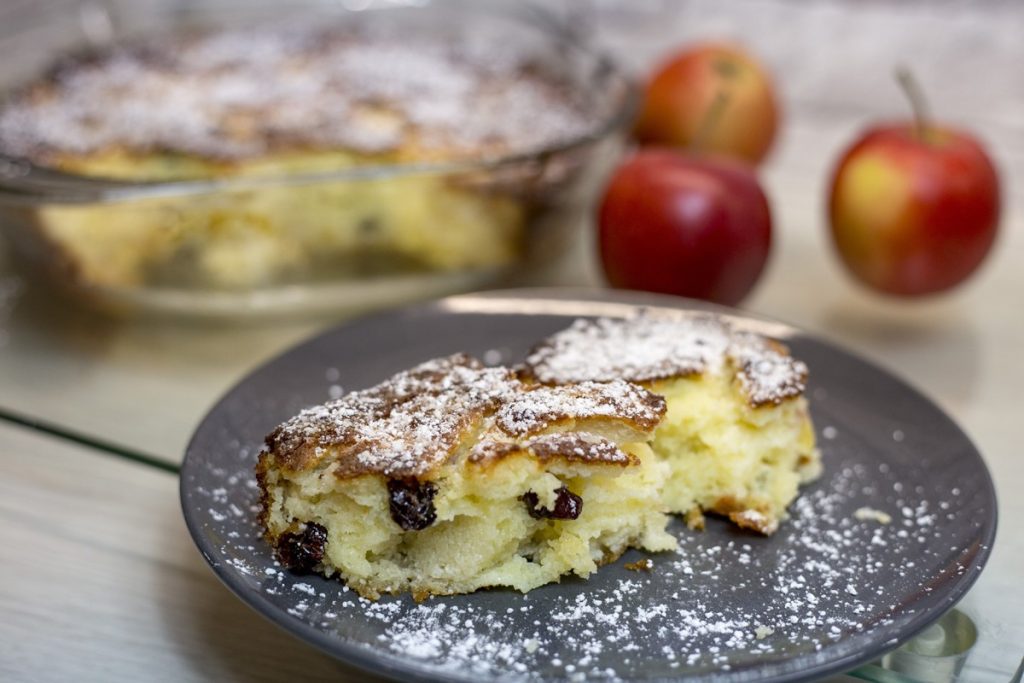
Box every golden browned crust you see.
[521,316,808,408]
[727,333,808,408]
[264,354,511,478]
[710,495,778,535]
[495,381,665,438]
[624,558,654,572]
[520,315,721,385]
[525,433,639,465]
[255,452,273,533]
[261,354,664,480]
[468,432,639,468]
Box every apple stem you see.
[692,90,731,154]
[895,66,932,144]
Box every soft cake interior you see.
[519,316,822,535]
[647,371,819,534]
[260,440,673,599]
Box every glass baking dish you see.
[0,0,635,319]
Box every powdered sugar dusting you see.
[265,355,664,478]
[524,316,730,385]
[524,316,807,406]
[497,380,664,437]
[469,432,635,467]
[728,332,808,407]
[0,22,596,166]
[265,354,513,477]
[196,442,987,681]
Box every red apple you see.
[829,75,1000,297]
[598,149,772,306]
[634,42,780,165]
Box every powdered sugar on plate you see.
[182,302,995,682]
[193,435,985,681]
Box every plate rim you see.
[180,287,999,683]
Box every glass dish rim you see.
[0,0,638,206]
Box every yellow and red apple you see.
[634,42,780,165]
[829,124,1000,297]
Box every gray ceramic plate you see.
[181,289,996,683]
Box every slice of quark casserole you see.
[257,354,675,600]
[520,316,821,535]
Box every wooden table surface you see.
[0,1,1021,681]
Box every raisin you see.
[277,522,327,573]
[521,486,583,520]
[387,478,438,530]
